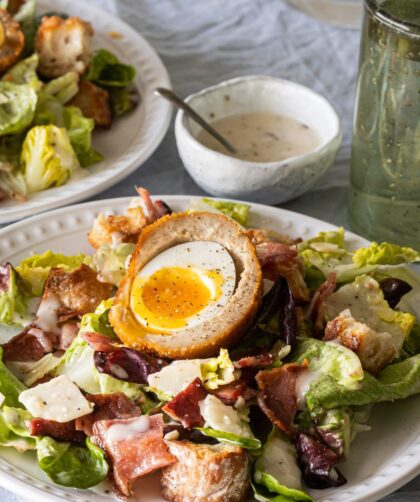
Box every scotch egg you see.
[109,212,263,359]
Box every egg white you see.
[130,241,236,331]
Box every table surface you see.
[1,0,419,500]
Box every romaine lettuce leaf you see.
[17,250,90,296]
[21,125,80,194]
[108,86,138,116]
[306,354,420,416]
[79,298,115,337]
[63,106,102,167]
[403,323,420,357]
[0,82,37,136]
[0,264,28,326]
[201,348,235,390]
[33,92,64,127]
[0,347,27,408]
[353,242,420,268]
[253,429,312,501]
[44,72,79,104]
[6,354,61,386]
[202,198,250,226]
[36,437,108,489]
[293,338,364,390]
[2,54,41,90]
[86,49,136,87]
[0,406,35,452]
[91,242,135,286]
[0,169,27,201]
[323,275,415,354]
[197,427,261,450]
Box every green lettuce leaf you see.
[323,275,416,353]
[21,125,80,194]
[63,106,102,167]
[36,437,108,489]
[108,86,138,116]
[0,347,27,408]
[353,242,420,268]
[293,338,364,390]
[201,348,235,390]
[17,250,90,296]
[306,354,420,416]
[0,406,35,452]
[43,72,79,104]
[6,354,61,387]
[197,428,261,450]
[298,228,346,253]
[253,429,312,502]
[2,54,41,90]
[0,264,28,326]
[403,323,420,357]
[86,49,136,87]
[202,198,250,226]
[0,82,37,136]
[91,242,135,286]
[33,92,64,127]
[79,298,115,337]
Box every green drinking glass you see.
[349,0,420,250]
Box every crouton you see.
[324,309,398,375]
[68,80,111,128]
[161,440,249,502]
[0,9,24,74]
[36,16,93,78]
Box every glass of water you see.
[349,0,420,249]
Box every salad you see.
[0,0,138,203]
[0,188,419,501]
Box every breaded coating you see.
[161,441,249,502]
[88,206,148,250]
[0,9,24,74]
[36,16,93,78]
[41,264,113,318]
[324,309,398,375]
[68,80,112,128]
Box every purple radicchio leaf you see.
[379,278,413,309]
[295,432,347,489]
[94,348,165,384]
[0,264,12,293]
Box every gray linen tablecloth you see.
[0,0,419,500]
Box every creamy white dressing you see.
[295,369,321,410]
[108,363,129,380]
[107,416,151,443]
[197,112,320,163]
[35,294,61,334]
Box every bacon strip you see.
[233,352,274,369]
[307,273,337,337]
[210,380,256,406]
[29,419,86,443]
[2,327,50,362]
[163,378,207,429]
[136,187,172,222]
[256,362,308,437]
[75,392,141,437]
[255,242,297,267]
[81,331,117,352]
[93,414,175,497]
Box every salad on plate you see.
[0,188,419,501]
[0,0,138,203]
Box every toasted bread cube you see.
[324,309,398,375]
[36,16,93,78]
[161,440,249,502]
[68,80,111,128]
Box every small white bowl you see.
[175,75,342,205]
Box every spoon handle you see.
[155,87,237,154]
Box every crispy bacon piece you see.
[256,362,307,436]
[233,352,274,369]
[163,378,207,429]
[40,264,113,320]
[75,392,141,437]
[255,242,297,267]
[2,327,51,362]
[262,258,310,305]
[93,414,175,497]
[307,273,337,337]
[29,418,85,443]
[210,380,256,406]
[81,331,117,352]
[69,80,111,128]
[135,186,172,221]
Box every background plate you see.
[0,0,172,224]
[0,196,419,502]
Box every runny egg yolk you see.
[130,266,224,331]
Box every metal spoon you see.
[154,87,238,155]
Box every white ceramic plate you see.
[0,196,419,502]
[0,0,172,225]
[285,0,363,28]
